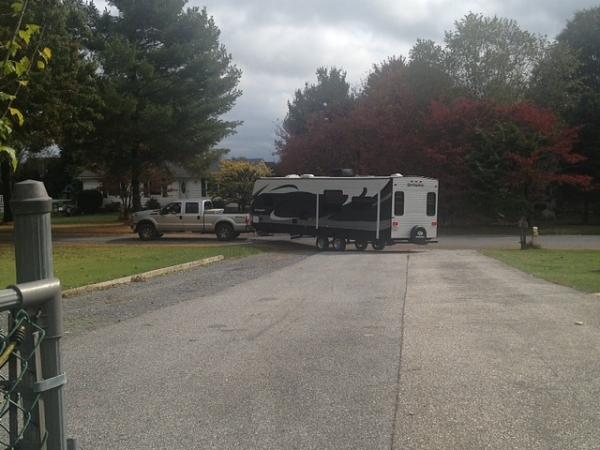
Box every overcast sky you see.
[96,1,599,161]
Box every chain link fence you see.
[0,310,46,448]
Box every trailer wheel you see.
[410,226,427,245]
[355,240,368,251]
[332,237,346,251]
[316,236,329,251]
[372,240,385,251]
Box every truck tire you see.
[316,236,329,251]
[410,226,427,245]
[355,240,368,251]
[332,237,346,251]
[138,222,157,241]
[216,223,235,241]
[372,240,385,251]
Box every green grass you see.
[482,249,600,293]
[441,225,600,236]
[50,213,122,225]
[0,244,264,290]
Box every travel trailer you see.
[250,174,438,251]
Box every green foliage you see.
[214,160,272,212]
[144,198,161,210]
[280,67,353,139]
[89,1,242,210]
[444,13,545,103]
[0,0,52,221]
[557,6,600,192]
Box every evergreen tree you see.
[91,0,242,210]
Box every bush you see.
[103,202,122,213]
[144,198,161,210]
[211,197,226,209]
[76,190,103,214]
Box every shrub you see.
[76,190,103,214]
[144,198,161,210]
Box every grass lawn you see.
[0,244,264,290]
[441,225,600,236]
[50,213,122,225]
[482,249,600,293]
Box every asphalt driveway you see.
[63,249,600,449]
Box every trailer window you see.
[394,192,404,216]
[427,192,436,216]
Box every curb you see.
[62,255,224,298]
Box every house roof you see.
[77,163,200,181]
[77,169,100,179]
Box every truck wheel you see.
[138,223,156,241]
[316,236,329,251]
[410,226,427,245]
[355,240,368,251]
[332,237,346,251]
[216,223,235,241]
[372,240,385,251]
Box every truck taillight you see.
[432,221,437,226]
[245,214,251,225]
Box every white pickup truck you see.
[130,199,252,241]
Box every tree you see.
[278,67,353,145]
[214,160,271,212]
[91,0,242,211]
[444,13,545,103]
[557,6,600,221]
[424,100,591,221]
[0,0,51,221]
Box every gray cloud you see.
[95,0,600,160]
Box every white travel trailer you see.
[250,174,438,251]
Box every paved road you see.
[64,250,600,449]
[4,230,600,249]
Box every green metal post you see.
[11,180,66,450]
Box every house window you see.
[161,184,168,197]
[180,181,186,194]
[201,180,207,197]
[427,192,436,216]
[394,191,404,216]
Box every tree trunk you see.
[131,146,141,211]
[0,160,13,223]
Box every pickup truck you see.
[130,199,252,241]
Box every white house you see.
[76,162,208,207]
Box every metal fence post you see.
[12,180,66,450]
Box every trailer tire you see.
[316,236,329,251]
[355,240,368,251]
[332,237,346,251]
[216,223,235,241]
[410,226,427,245]
[372,240,385,251]
[138,222,157,241]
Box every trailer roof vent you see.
[300,174,315,178]
[390,173,403,177]
[285,174,300,178]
